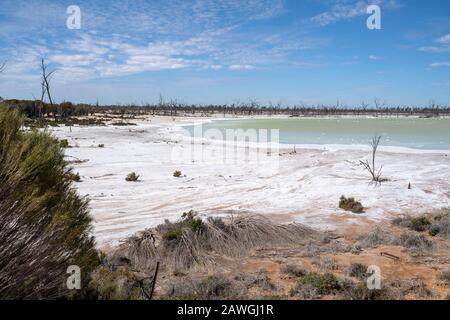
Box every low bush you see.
[438,269,450,284]
[429,225,440,237]
[173,170,182,178]
[339,196,364,213]
[280,262,307,278]
[290,272,340,299]
[234,271,277,291]
[396,232,433,251]
[89,266,142,300]
[160,210,205,245]
[356,227,393,248]
[125,172,140,182]
[60,139,70,148]
[431,212,450,240]
[348,263,368,279]
[341,280,394,300]
[389,278,434,298]
[393,215,431,232]
[195,275,237,300]
[312,257,338,271]
[393,212,450,240]
[67,171,81,182]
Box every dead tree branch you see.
[40,58,56,118]
[360,135,386,185]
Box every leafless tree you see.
[360,135,385,185]
[40,58,56,118]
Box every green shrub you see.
[125,172,140,182]
[430,212,450,240]
[173,170,182,177]
[161,211,205,244]
[341,280,393,300]
[60,139,70,148]
[339,196,364,213]
[291,272,340,298]
[429,225,440,237]
[162,229,183,241]
[348,263,368,279]
[182,210,205,233]
[67,171,81,182]
[410,217,431,232]
[0,106,99,299]
[280,262,307,278]
[195,275,237,299]
[393,215,433,233]
[89,266,142,300]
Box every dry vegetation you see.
[88,209,450,300]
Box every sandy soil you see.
[48,115,450,248]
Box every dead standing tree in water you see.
[360,135,386,185]
[40,58,56,118]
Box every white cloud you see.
[229,64,256,70]
[430,62,450,67]
[436,34,450,44]
[0,0,325,84]
[419,46,450,53]
[368,55,382,60]
[311,0,400,26]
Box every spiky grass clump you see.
[112,213,321,272]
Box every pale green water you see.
[187,118,450,150]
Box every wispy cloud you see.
[310,0,399,27]
[430,61,450,68]
[418,34,450,54]
[229,64,256,70]
[368,55,382,60]
[419,46,450,53]
[436,34,450,44]
[0,0,327,83]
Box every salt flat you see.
[49,116,450,248]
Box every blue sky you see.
[0,0,449,106]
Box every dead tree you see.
[40,58,56,118]
[360,135,385,185]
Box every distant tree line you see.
[1,98,449,119]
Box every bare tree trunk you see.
[360,136,385,184]
[40,58,56,119]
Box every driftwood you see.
[380,252,400,261]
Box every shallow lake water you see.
[187,118,450,150]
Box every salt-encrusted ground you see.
[49,116,450,248]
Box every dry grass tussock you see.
[110,211,324,272]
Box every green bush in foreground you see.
[0,106,100,299]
